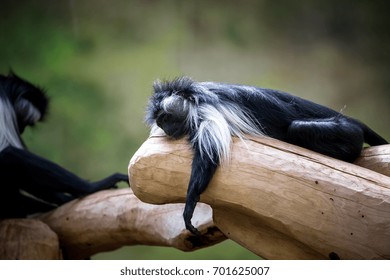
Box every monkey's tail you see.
[361,123,388,146]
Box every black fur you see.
[146,77,388,234]
[0,72,129,218]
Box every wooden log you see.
[39,188,225,259]
[0,219,61,259]
[129,134,390,260]
[356,145,390,177]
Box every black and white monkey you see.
[146,76,388,234]
[0,71,129,219]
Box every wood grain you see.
[0,219,61,259]
[129,135,390,259]
[39,188,225,259]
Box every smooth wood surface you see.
[0,219,61,259]
[356,145,390,176]
[39,188,225,259]
[129,135,390,259]
[1,188,224,259]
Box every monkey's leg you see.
[286,117,364,162]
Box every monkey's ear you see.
[15,98,45,126]
[22,87,49,122]
[1,70,49,134]
[7,71,49,124]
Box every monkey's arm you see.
[1,146,128,204]
[91,173,129,189]
[184,146,218,235]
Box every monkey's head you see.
[0,71,48,133]
[146,76,222,139]
[146,77,201,139]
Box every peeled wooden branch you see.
[129,135,390,260]
[38,188,225,259]
[0,219,61,259]
[355,144,390,176]
[1,185,224,260]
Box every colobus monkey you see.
[146,76,388,234]
[0,71,129,219]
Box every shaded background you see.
[1,0,389,259]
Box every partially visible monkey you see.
[146,76,388,234]
[0,71,129,218]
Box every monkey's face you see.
[0,72,48,133]
[146,77,205,139]
[155,111,188,139]
[153,94,191,139]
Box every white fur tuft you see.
[149,123,166,136]
[218,101,264,139]
[0,99,24,151]
[194,104,232,163]
[194,101,264,164]
[15,99,42,124]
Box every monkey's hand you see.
[112,173,130,186]
[185,221,200,236]
[91,173,129,192]
[183,198,201,235]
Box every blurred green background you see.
[1,0,389,259]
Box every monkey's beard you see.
[150,123,186,140]
[0,98,24,151]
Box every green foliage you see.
[94,240,259,260]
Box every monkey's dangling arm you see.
[2,146,128,198]
[183,146,218,235]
